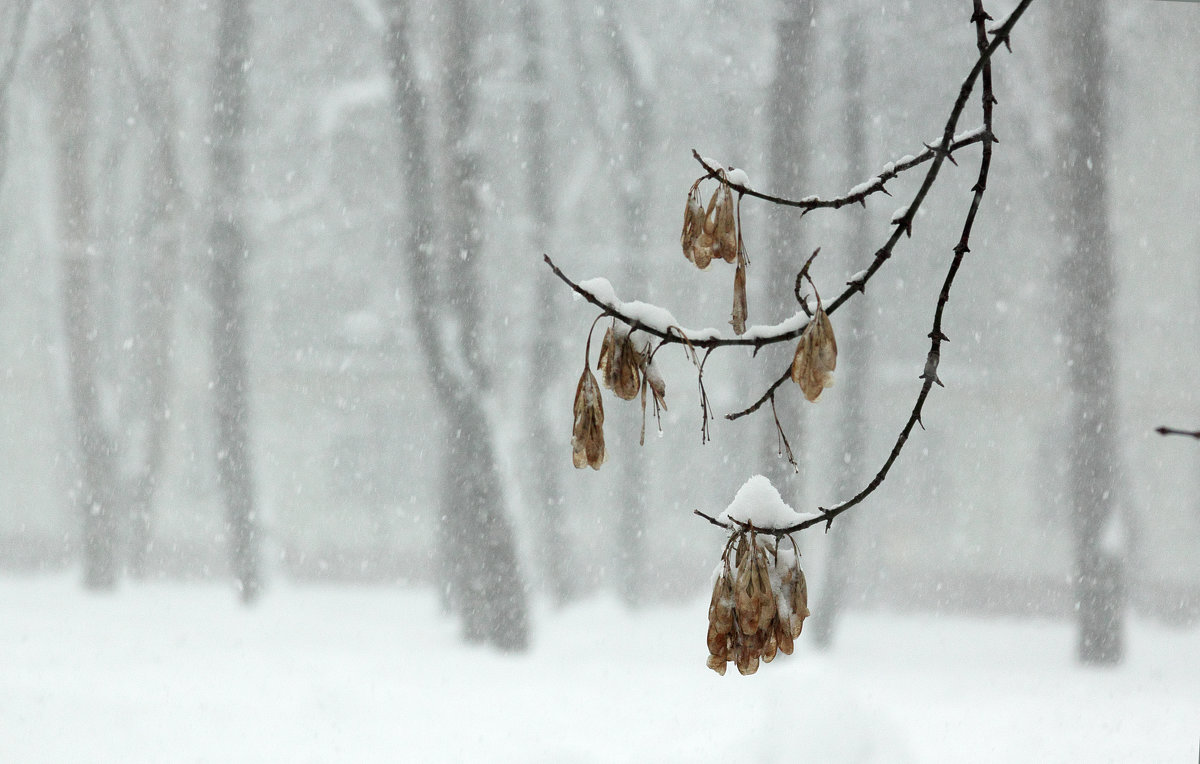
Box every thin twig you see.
[545,253,813,349]
[1156,427,1200,440]
[691,128,989,212]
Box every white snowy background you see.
[1,0,1199,761]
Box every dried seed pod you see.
[691,231,716,270]
[789,566,811,637]
[775,618,795,656]
[706,653,728,676]
[570,365,606,470]
[730,262,748,336]
[644,358,667,411]
[790,306,838,402]
[753,546,777,630]
[735,544,765,635]
[681,185,706,263]
[597,324,642,401]
[761,628,779,663]
[735,648,759,676]
[708,566,735,640]
[711,178,738,263]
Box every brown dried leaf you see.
[790,307,838,402]
[570,366,606,470]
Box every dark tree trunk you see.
[813,4,870,649]
[763,1,816,504]
[208,0,261,603]
[520,0,574,605]
[386,1,529,651]
[1055,0,1124,665]
[55,7,121,590]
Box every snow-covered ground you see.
[3,576,1198,763]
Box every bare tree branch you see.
[1155,427,1200,440]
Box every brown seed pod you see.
[709,566,735,635]
[710,179,738,263]
[730,262,748,336]
[706,653,728,676]
[735,648,759,676]
[681,185,706,263]
[570,365,606,470]
[597,324,642,401]
[735,544,765,635]
[691,231,716,270]
[791,307,838,402]
[775,618,795,656]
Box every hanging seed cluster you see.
[791,304,838,402]
[571,320,667,470]
[680,169,750,335]
[706,532,809,676]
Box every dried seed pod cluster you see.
[680,169,751,335]
[706,532,809,676]
[571,319,668,468]
[791,304,838,402]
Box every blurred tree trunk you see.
[55,5,122,590]
[812,4,870,649]
[0,0,33,192]
[602,0,654,607]
[99,0,185,578]
[208,0,261,603]
[520,0,575,605]
[762,1,816,506]
[1054,0,1124,665]
[385,0,529,651]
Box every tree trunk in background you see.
[763,1,816,507]
[603,0,654,607]
[520,0,575,605]
[208,0,261,604]
[812,4,870,649]
[0,0,33,193]
[55,7,122,590]
[100,0,184,578]
[1055,0,1124,665]
[386,1,529,651]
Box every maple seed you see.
[681,184,706,264]
[791,306,838,402]
[570,365,606,470]
[705,526,810,675]
[730,262,748,335]
[710,176,738,264]
[597,323,643,401]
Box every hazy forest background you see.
[0,0,1198,660]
